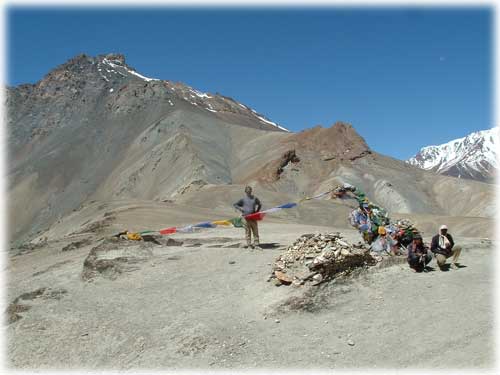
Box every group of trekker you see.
[406,226,462,272]
[344,185,462,272]
[233,184,462,272]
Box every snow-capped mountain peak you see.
[95,54,289,132]
[407,127,498,182]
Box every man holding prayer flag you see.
[233,186,262,249]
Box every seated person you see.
[370,226,398,255]
[430,225,462,270]
[407,233,432,272]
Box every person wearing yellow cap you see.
[370,226,398,255]
[430,225,462,270]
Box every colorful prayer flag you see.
[244,212,266,221]
[193,222,217,228]
[159,227,177,235]
[153,188,333,236]
[277,202,297,209]
[212,220,232,226]
[176,225,195,233]
[228,217,244,228]
[261,207,282,214]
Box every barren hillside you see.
[7,53,495,245]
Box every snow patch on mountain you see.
[97,55,289,132]
[407,127,498,182]
[102,57,159,82]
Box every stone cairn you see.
[269,233,378,287]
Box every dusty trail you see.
[6,224,493,369]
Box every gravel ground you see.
[5,223,494,370]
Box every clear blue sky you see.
[7,6,492,160]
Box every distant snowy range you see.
[407,127,498,183]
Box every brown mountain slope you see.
[7,54,495,245]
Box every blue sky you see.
[7,7,492,159]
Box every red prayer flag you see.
[244,212,266,221]
[159,227,177,235]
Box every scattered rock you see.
[347,339,355,346]
[165,238,183,247]
[6,287,68,324]
[6,302,31,324]
[275,319,280,323]
[142,235,162,244]
[61,239,92,252]
[274,271,292,284]
[81,240,154,281]
[166,255,182,261]
[312,274,323,283]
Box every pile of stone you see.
[269,233,377,287]
[393,218,416,232]
[391,218,420,248]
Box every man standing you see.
[407,234,432,272]
[431,225,462,270]
[233,186,262,249]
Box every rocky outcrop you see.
[292,122,372,161]
[81,239,154,281]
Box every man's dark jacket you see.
[430,233,455,256]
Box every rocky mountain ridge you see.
[6,53,495,245]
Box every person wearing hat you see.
[370,226,398,255]
[350,202,375,244]
[407,233,432,272]
[430,225,462,270]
